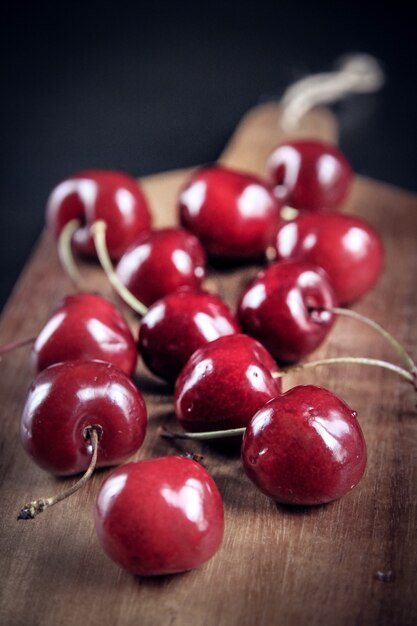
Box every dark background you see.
[1,0,416,311]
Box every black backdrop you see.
[1,0,416,310]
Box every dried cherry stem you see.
[182,451,205,462]
[91,220,148,316]
[273,357,416,389]
[18,426,100,520]
[313,306,416,375]
[57,218,86,288]
[0,336,36,358]
[158,425,245,441]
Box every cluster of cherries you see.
[12,140,415,578]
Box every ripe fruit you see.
[139,289,240,383]
[31,293,137,376]
[175,334,281,432]
[46,170,151,259]
[267,139,352,211]
[179,165,281,259]
[21,360,147,476]
[94,456,224,576]
[238,260,336,363]
[115,228,206,308]
[273,212,384,304]
[242,385,367,505]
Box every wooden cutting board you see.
[0,104,416,626]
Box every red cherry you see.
[115,228,207,308]
[31,293,137,376]
[238,261,337,363]
[273,213,384,304]
[267,140,352,211]
[20,360,147,476]
[94,455,224,576]
[139,289,240,383]
[46,170,151,259]
[179,165,281,259]
[242,385,367,505]
[175,334,281,432]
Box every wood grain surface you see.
[0,104,416,626]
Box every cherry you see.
[237,260,337,363]
[115,227,207,308]
[174,334,281,432]
[94,455,224,576]
[242,385,367,505]
[46,169,151,260]
[139,289,240,383]
[20,360,147,477]
[272,212,384,304]
[31,293,137,376]
[179,165,281,259]
[266,139,352,211]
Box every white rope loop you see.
[280,54,385,132]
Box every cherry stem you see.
[158,425,246,441]
[313,306,416,375]
[280,205,299,221]
[57,218,86,288]
[0,336,36,357]
[273,356,416,389]
[182,451,205,463]
[91,220,148,316]
[18,426,100,520]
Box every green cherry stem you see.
[313,306,416,374]
[158,425,246,441]
[273,357,416,388]
[18,426,100,520]
[91,220,148,317]
[57,218,86,288]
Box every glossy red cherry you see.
[175,334,281,432]
[139,289,240,383]
[179,165,281,259]
[115,228,206,308]
[46,170,151,259]
[21,360,147,476]
[31,293,137,376]
[267,140,352,211]
[273,213,384,304]
[242,385,367,505]
[238,261,337,363]
[94,455,224,576]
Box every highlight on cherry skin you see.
[238,260,337,363]
[241,385,367,506]
[20,360,147,477]
[174,334,281,433]
[273,212,384,305]
[138,288,241,383]
[30,292,138,376]
[179,164,282,259]
[115,227,207,308]
[94,455,224,576]
[266,139,352,212]
[46,169,151,261]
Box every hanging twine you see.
[280,54,385,132]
